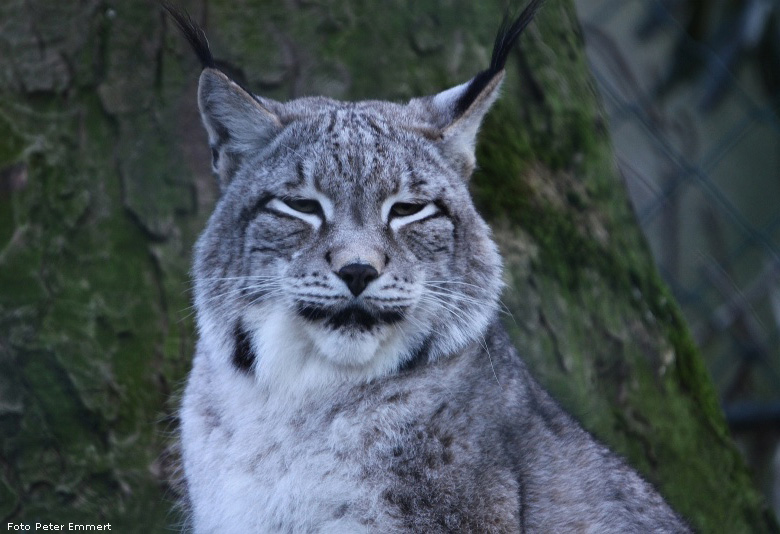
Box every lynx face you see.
[164,2,544,389]
[193,92,502,387]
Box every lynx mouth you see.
[296,303,405,331]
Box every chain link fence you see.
[575,0,780,515]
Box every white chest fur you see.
[180,352,416,533]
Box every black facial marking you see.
[238,194,272,229]
[398,336,432,373]
[297,305,331,322]
[350,200,364,226]
[409,174,428,189]
[296,304,404,330]
[232,322,255,373]
[432,199,452,220]
[295,160,306,185]
[250,246,280,254]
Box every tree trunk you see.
[0,0,775,531]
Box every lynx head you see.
[166,1,542,390]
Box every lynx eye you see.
[283,198,321,215]
[390,202,426,218]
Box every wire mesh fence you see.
[575,0,780,514]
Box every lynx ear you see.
[162,2,283,189]
[426,73,506,177]
[198,69,283,187]
[422,0,544,177]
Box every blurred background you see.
[575,0,780,516]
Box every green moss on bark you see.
[477,2,778,531]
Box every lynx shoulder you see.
[163,1,691,532]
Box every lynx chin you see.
[164,1,691,531]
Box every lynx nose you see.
[337,263,379,296]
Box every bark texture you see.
[0,0,776,531]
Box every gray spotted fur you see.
[166,2,692,532]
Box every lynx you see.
[164,1,691,532]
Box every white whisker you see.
[425,280,515,320]
[418,293,502,388]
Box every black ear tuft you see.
[489,0,545,74]
[160,1,215,69]
[454,0,544,116]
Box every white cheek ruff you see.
[389,203,438,231]
[267,198,322,229]
[239,304,424,394]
